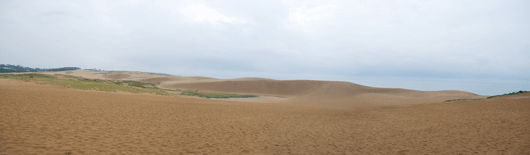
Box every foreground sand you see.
[1,79,529,154]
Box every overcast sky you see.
[1,0,529,95]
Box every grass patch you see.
[444,98,485,102]
[158,88,181,92]
[111,80,155,88]
[444,90,529,102]
[0,73,258,98]
[486,90,529,99]
[60,74,84,79]
[0,73,170,95]
[180,90,258,99]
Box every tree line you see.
[0,64,80,73]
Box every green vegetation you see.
[60,74,83,79]
[444,90,529,102]
[444,98,485,102]
[0,73,258,99]
[110,80,155,88]
[159,88,181,92]
[0,73,169,95]
[180,90,258,99]
[486,90,529,99]
[0,64,79,73]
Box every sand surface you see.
[1,78,529,154]
[43,70,486,108]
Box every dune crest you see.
[164,79,484,108]
[42,70,485,108]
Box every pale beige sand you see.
[42,70,223,86]
[164,80,485,108]
[42,70,486,107]
[1,78,529,154]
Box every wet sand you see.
[1,78,529,154]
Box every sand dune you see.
[105,73,131,80]
[40,70,485,108]
[44,70,221,85]
[168,80,332,96]
[1,78,529,154]
[167,79,477,97]
[165,79,484,108]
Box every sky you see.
[1,0,529,95]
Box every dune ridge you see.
[164,79,484,108]
[39,70,485,108]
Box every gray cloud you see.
[1,0,529,95]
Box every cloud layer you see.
[1,0,529,95]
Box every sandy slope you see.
[42,70,222,86]
[1,78,529,154]
[43,70,485,108]
[164,80,484,108]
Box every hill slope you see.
[163,79,484,108]
[38,70,485,108]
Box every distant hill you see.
[0,64,80,73]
